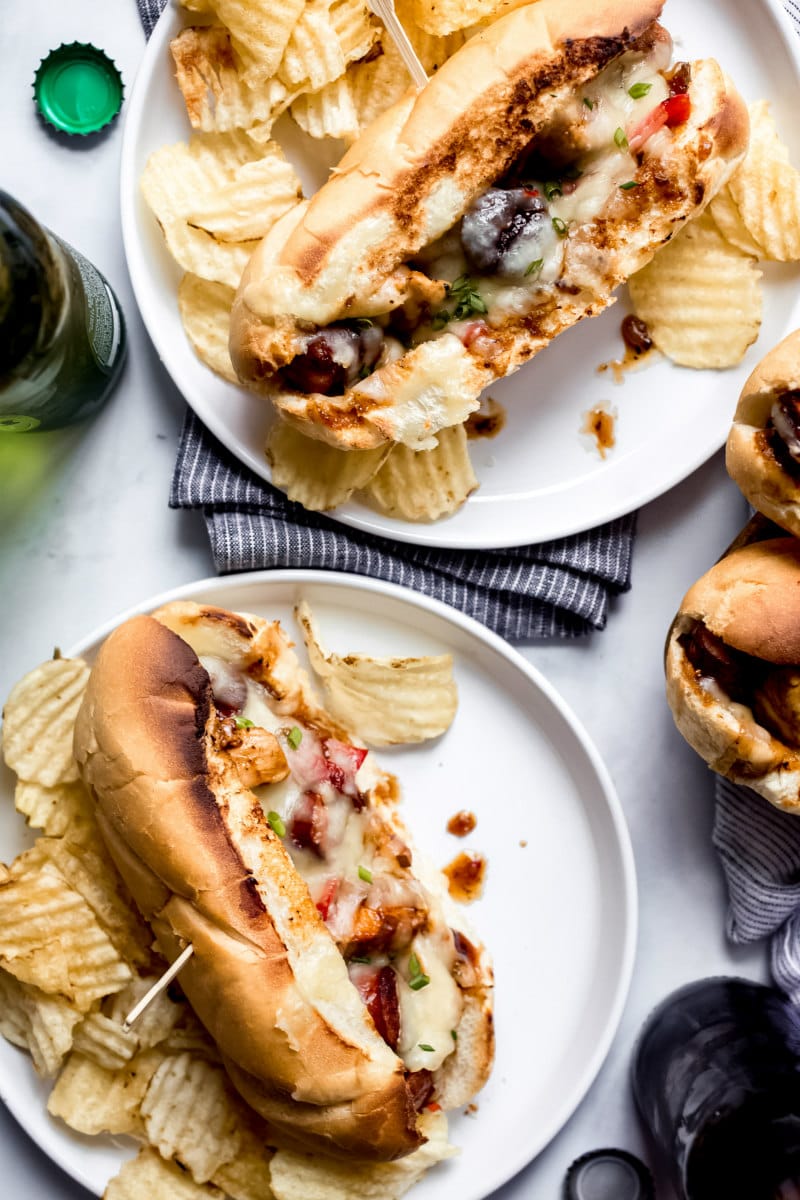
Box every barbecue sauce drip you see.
[444,852,487,902]
[447,810,477,837]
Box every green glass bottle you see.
[0,191,126,432]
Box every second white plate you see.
[0,571,635,1199]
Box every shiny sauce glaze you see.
[444,852,487,903]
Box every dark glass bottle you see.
[632,978,800,1199]
[0,191,126,432]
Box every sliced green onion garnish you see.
[234,716,254,729]
[358,865,373,883]
[614,127,629,150]
[286,726,302,750]
[583,96,594,109]
[620,181,640,190]
[267,811,286,838]
[543,181,562,201]
[525,258,544,277]
[451,1029,458,1042]
[350,955,372,964]
[409,974,431,991]
[628,82,653,99]
[552,217,568,237]
[418,1043,435,1052]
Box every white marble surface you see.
[0,1,770,1195]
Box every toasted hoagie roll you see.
[73,602,493,1161]
[726,331,800,537]
[665,538,800,813]
[230,0,748,451]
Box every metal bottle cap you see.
[33,43,123,136]
[564,1149,655,1200]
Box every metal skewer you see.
[368,0,430,88]
[121,943,195,1032]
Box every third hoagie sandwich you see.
[230,0,749,451]
[73,602,493,1163]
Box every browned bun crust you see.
[665,539,800,813]
[73,613,421,1161]
[726,330,800,537]
[680,539,800,664]
[74,604,494,1157]
[230,0,748,452]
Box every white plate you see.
[121,0,800,550]
[0,572,634,1199]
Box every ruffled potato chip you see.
[35,835,154,971]
[210,0,305,87]
[106,975,184,1051]
[179,274,238,383]
[628,212,762,368]
[105,1149,229,1200]
[0,859,131,1010]
[210,1124,275,1200]
[266,419,389,510]
[0,969,81,1077]
[279,0,347,90]
[170,26,294,134]
[270,1109,455,1200]
[2,656,89,787]
[290,76,360,141]
[186,150,302,243]
[407,0,515,36]
[141,132,283,287]
[728,100,800,263]
[72,1011,139,1072]
[332,0,379,62]
[14,777,93,838]
[49,1049,163,1136]
[708,184,765,258]
[296,601,458,746]
[141,1053,242,1184]
[363,422,477,521]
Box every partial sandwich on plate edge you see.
[0,601,490,1199]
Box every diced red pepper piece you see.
[351,964,401,1051]
[628,94,692,154]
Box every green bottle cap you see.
[33,43,123,136]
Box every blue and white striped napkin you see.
[137,0,636,641]
[708,1,800,1002]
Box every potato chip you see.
[291,77,360,142]
[0,860,132,1009]
[627,212,762,368]
[72,1011,139,1071]
[179,0,213,10]
[37,836,154,970]
[729,100,800,262]
[186,150,302,243]
[211,0,305,87]
[105,1149,229,1200]
[708,185,766,258]
[408,0,513,36]
[395,0,469,69]
[179,274,238,384]
[49,1048,163,1135]
[267,419,389,510]
[279,0,348,91]
[170,26,293,134]
[107,976,184,1050]
[364,422,477,521]
[141,134,264,287]
[332,0,378,61]
[211,1123,275,1200]
[345,40,412,132]
[2,656,89,787]
[141,1052,242,1183]
[296,600,458,746]
[0,969,81,1076]
[14,777,93,837]
[270,1109,455,1200]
